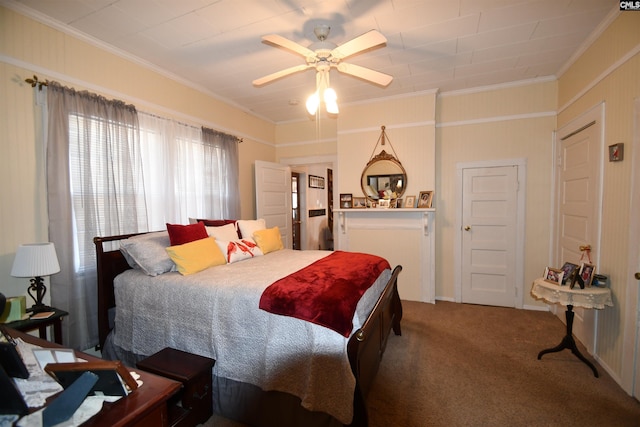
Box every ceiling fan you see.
[252,25,393,88]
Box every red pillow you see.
[166,222,208,246]
[197,219,236,227]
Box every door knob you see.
[635,272,640,280]
[464,226,471,231]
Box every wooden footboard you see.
[347,265,403,427]
[94,233,403,427]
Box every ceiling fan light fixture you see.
[326,100,339,115]
[306,92,320,115]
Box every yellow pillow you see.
[253,226,284,254]
[165,237,226,275]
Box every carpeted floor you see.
[203,300,640,427]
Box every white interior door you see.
[461,165,519,307]
[622,98,640,397]
[255,160,292,249]
[555,107,602,352]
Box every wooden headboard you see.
[93,232,147,350]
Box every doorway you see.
[291,172,301,250]
[554,104,603,352]
[455,159,526,308]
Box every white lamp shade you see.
[11,243,60,278]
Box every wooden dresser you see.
[8,328,182,427]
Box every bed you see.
[93,225,402,427]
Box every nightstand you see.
[4,307,68,344]
[137,347,215,427]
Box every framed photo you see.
[352,197,366,208]
[404,195,416,208]
[395,198,403,208]
[579,263,596,287]
[340,193,352,209]
[309,175,325,189]
[378,199,390,208]
[417,191,433,208]
[608,143,624,162]
[543,267,564,285]
[560,262,579,285]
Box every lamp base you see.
[27,304,52,314]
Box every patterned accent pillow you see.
[166,222,208,246]
[120,231,175,276]
[215,239,263,264]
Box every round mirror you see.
[360,150,407,201]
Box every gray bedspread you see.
[112,249,390,424]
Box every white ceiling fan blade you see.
[252,64,312,86]
[331,30,387,60]
[337,63,393,87]
[262,34,316,59]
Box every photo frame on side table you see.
[543,267,564,285]
[560,262,579,285]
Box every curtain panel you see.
[46,82,147,350]
[201,127,241,220]
[45,85,242,349]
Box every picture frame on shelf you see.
[378,199,390,208]
[340,193,353,209]
[417,191,433,208]
[352,197,366,208]
[404,195,416,208]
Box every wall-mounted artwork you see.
[309,175,325,189]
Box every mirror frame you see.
[360,150,407,202]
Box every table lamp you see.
[10,243,60,313]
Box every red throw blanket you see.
[259,251,390,337]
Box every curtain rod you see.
[25,75,48,90]
[25,74,242,143]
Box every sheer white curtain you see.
[45,88,240,349]
[138,113,240,229]
[46,82,147,350]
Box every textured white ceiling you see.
[7,0,615,123]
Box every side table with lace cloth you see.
[531,278,613,377]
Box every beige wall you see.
[557,12,640,382]
[2,3,639,392]
[437,81,557,305]
[0,6,275,300]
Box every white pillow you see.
[206,223,239,241]
[236,219,266,239]
[215,239,263,264]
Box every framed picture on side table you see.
[543,267,564,285]
[560,262,579,285]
